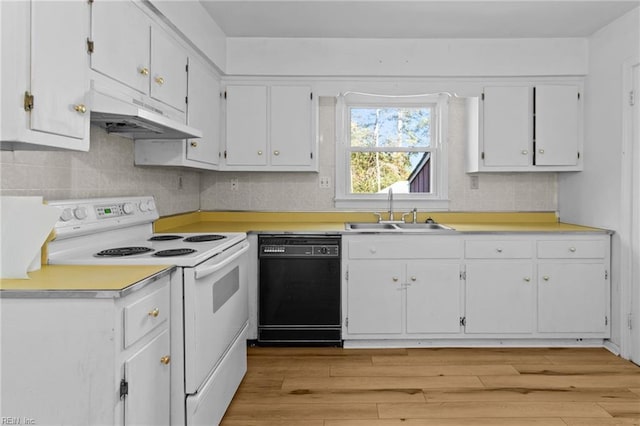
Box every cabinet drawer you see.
[537,240,606,259]
[465,240,532,259]
[124,282,170,348]
[348,236,460,259]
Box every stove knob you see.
[73,207,88,220]
[60,208,74,222]
[139,201,149,212]
[123,203,135,214]
[147,200,156,211]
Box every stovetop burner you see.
[148,235,183,241]
[96,247,155,257]
[184,234,227,243]
[153,248,197,257]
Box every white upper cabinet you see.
[90,0,187,113]
[223,84,317,171]
[1,0,90,151]
[466,84,583,172]
[134,56,221,170]
[185,58,220,167]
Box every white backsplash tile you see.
[2,98,557,214]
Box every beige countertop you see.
[0,265,174,297]
[154,211,610,234]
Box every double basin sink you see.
[345,222,455,233]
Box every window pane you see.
[350,152,432,194]
[350,107,431,148]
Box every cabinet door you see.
[150,26,187,112]
[465,262,534,334]
[346,261,403,335]
[538,263,607,333]
[225,85,268,166]
[406,262,461,334]
[124,329,170,426]
[483,86,532,167]
[270,86,313,166]
[91,1,150,94]
[30,1,89,141]
[186,58,220,166]
[535,85,580,166]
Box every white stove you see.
[47,196,246,267]
[47,196,249,426]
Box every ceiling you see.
[199,0,639,39]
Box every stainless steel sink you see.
[344,222,455,232]
[345,223,398,230]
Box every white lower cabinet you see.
[465,262,535,334]
[343,235,462,339]
[0,274,172,426]
[536,238,610,334]
[342,232,611,343]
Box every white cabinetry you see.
[0,0,90,151]
[536,239,609,334]
[0,275,172,425]
[464,239,535,334]
[466,84,582,172]
[90,0,187,113]
[223,84,317,171]
[342,232,610,344]
[134,56,221,169]
[343,234,462,339]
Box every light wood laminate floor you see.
[221,346,640,426]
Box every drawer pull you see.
[160,355,171,365]
[524,277,531,282]
[496,248,503,253]
[155,76,165,85]
[410,276,417,282]
[392,277,399,282]
[521,150,528,155]
[569,247,577,252]
[148,308,160,318]
[74,104,87,114]
[139,67,150,76]
[543,276,550,281]
[190,141,198,148]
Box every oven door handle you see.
[194,241,250,279]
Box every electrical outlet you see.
[230,178,239,191]
[470,175,479,190]
[319,176,331,188]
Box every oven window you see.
[213,267,239,313]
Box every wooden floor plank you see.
[330,364,519,377]
[377,401,613,419]
[221,421,324,426]
[230,388,426,404]
[561,418,640,425]
[513,364,640,375]
[222,402,379,421]
[324,419,568,426]
[281,375,485,390]
[480,374,640,389]
[423,387,640,403]
[598,401,640,418]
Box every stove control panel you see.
[49,196,159,239]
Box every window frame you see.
[335,92,450,211]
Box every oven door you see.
[182,240,249,394]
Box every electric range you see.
[47,196,249,426]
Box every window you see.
[336,92,450,210]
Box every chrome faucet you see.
[388,187,394,222]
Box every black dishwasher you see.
[258,235,341,346]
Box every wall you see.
[0,126,200,216]
[200,96,557,212]
[558,8,640,350]
[226,37,588,77]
